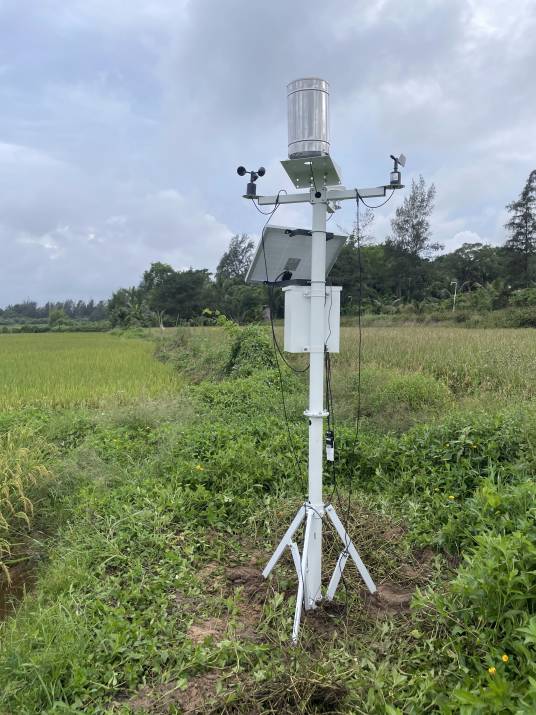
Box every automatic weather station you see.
[237,78,406,642]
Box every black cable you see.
[266,283,309,374]
[250,199,282,216]
[342,192,365,537]
[353,191,364,446]
[325,191,367,611]
[324,345,353,608]
[255,192,306,492]
[325,348,337,501]
[326,189,388,609]
[357,189,395,210]
[321,281,351,605]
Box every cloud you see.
[0,142,232,303]
[449,230,488,250]
[0,0,535,305]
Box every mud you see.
[0,561,35,621]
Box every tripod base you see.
[262,502,376,643]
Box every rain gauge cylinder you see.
[287,78,330,159]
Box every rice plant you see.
[0,428,53,582]
[0,333,181,410]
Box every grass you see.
[0,331,181,582]
[0,333,181,411]
[159,324,536,401]
[337,326,536,400]
[0,324,535,713]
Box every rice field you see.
[338,326,536,400]
[0,333,181,411]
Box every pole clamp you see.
[310,187,327,203]
[304,409,329,418]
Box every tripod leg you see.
[262,505,306,579]
[326,549,349,601]
[301,508,318,609]
[325,504,376,594]
[289,541,304,643]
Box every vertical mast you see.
[304,193,328,608]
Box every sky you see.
[0,0,535,306]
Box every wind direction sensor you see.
[389,153,406,187]
[238,77,406,643]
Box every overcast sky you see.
[0,0,535,305]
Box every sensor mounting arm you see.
[257,184,403,207]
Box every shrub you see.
[333,409,534,552]
[224,323,276,378]
[510,287,536,307]
[378,371,452,410]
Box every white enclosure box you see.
[283,286,341,353]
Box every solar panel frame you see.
[245,225,346,285]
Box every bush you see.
[510,287,536,307]
[333,409,534,552]
[224,323,275,378]
[378,371,452,410]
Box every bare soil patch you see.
[187,616,228,644]
[0,560,36,621]
[127,670,222,714]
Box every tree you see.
[386,175,439,301]
[215,282,265,323]
[388,175,439,257]
[215,234,254,283]
[434,243,504,288]
[211,233,265,322]
[504,169,536,287]
[146,268,213,322]
[107,287,153,327]
[331,243,391,312]
[48,307,68,327]
[140,262,176,293]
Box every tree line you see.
[107,169,536,326]
[0,300,107,326]
[3,169,536,328]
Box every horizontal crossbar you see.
[257,185,400,206]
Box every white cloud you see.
[449,230,487,250]
[0,141,233,303]
[0,0,535,305]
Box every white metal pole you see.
[451,281,458,312]
[304,194,327,609]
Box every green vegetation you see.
[0,300,108,333]
[338,326,536,401]
[0,333,181,411]
[0,326,535,713]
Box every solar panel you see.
[245,225,346,285]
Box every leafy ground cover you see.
[0,326,535,713]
